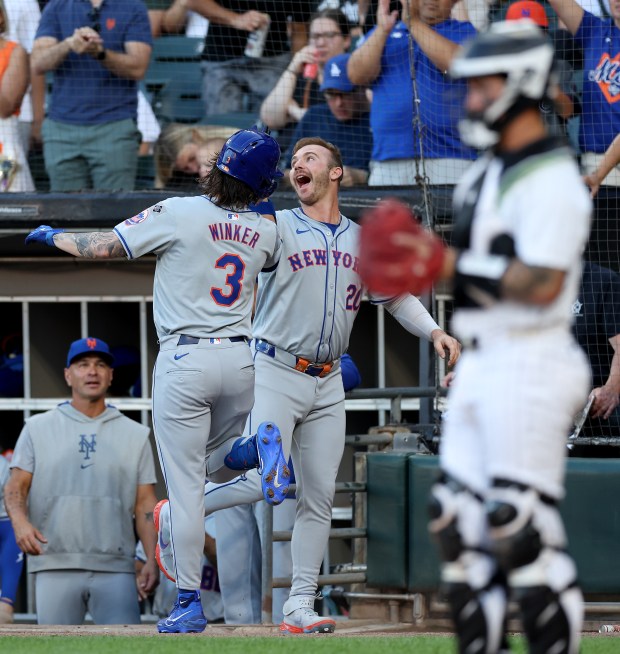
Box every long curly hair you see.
[199,156,261,209]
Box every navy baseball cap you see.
[66,337,114,367]
[320,54,355,93]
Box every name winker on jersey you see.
[209,220,262,249]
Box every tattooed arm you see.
[52,231,127,259]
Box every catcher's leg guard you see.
[428,474,507,654]
[487,479,583,654]
[443,578,509,654]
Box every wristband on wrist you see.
[96,48,106,61]
[249,199,276,218]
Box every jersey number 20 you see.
[346,284,362,311]
[211,253,246,306]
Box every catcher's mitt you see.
[358,199,445,296]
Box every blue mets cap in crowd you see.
[66,337,114,367]
[320,53,355,93]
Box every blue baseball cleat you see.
[256,421,290,505]
[224,435,259,470]
[157,590,207,633]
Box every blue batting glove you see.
[25,225,64,247]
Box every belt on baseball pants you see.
[253,339,334,377]
[177,334,248,345]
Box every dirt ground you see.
[0,619,613,638]
[0,620,429,638]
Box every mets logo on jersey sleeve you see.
[227,213,240,220]
[124,209,150,226]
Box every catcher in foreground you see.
[360,21,592,654]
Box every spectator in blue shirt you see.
[281,53,372,186]
[32,0,152,192]
[347,0,476,187]
[548,0,620,186]
[505,1,580,140]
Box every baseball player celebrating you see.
[24,128,288,634]
[359,22,592,654]
[155,136,461,634]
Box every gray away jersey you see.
[114,196,281,340]
[252,209,363,363]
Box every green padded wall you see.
[367,453,620,594]
[562,458,620,593]
[366,453,410,589]
[407,456,441,591]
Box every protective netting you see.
[2,2,609,198]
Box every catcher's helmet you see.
[450,21,557,146]
[216,127,283,197]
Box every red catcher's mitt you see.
[358,198,445,296]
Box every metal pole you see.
[260,503,274,624]
[377,304,386,426]
[418,293,433,426]
[22,302,31,418]
[139,299,149,426]
[352,452,367,594]
[80,300,88,337]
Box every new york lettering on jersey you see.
[286,248,359,272]
[252,209,362,362]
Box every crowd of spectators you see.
[0,0,611,193]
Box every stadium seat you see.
[153,35,203,58]
[135,155,156,190]
[199,113,261,130]
[152,77,204,124]
[144,36,203,98]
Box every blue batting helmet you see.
[216,127,283,197]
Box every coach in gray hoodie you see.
[5,337,159,624]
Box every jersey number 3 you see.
[211,253,246,306]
